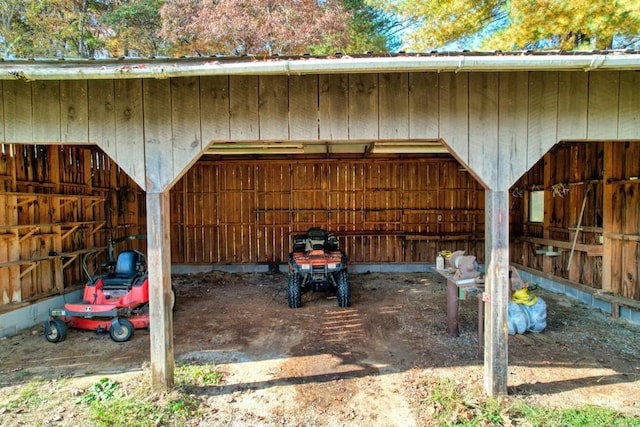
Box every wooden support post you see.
[147,190,175,391]
[483,190,509,396]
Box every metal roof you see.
[1,51,639,81]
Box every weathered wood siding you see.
[511,141,639,301]
[2,71,638,190]
[170,158,485,265]
[0,145,144,308]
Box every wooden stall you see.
[511,141,640,302]
[0,144,144,308]
[170,157,485,266]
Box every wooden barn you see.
[0,53,638,397]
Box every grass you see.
[79,362,223,427]
[420,376,640,427]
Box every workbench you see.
[433,267,485,358]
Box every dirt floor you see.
[1,270,640,426]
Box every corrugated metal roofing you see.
[1,51,639,81]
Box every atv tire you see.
[336,269,351,308]
[44,319,68,343]
[287,272,302,308]
[109,318,134,342]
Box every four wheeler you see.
[287,227,350,308]
[44,235,173,343]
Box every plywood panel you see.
[468,73,499,189]
[439,72,469,163]
[143,79,173,191]
[200,75,230,142]
[259,75,289,140]
[557,72,588,140]
[618,71,640,139]
[408,72,439,139]
[527,72,558,169]
[171,76,203,182]
[229,75,259,140]
[588,71,619,139]
[3,81,33,143]
[319,74,348,140]
[379,73,408,139]
[348,74,378,140]
[289,75,318,140]
[60,80,89,143]
[33,81,60,143]
[114,79,145,188]
[499,72,529,187]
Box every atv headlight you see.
[328,263,337,269]
[301,264,311,270]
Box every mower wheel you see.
[287,272,302,308]
[109,318,134,342]
[44,319,68,343]
[336,269,351,308]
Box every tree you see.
[373,0,640,51]
[1,0,108,58]
[103,0,165,57]
[159,0,352,56]
[309,0,403,54]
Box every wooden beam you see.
[147,190,174,391]
[483,190,509,396]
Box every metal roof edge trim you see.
[1,54,639,81]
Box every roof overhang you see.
[1,52,639,81]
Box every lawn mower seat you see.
[102,250,141,288]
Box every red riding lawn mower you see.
[44,235,174,343]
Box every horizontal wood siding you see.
[171,158,485,265]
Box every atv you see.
[44,235,174,343]
[287,227,350,308]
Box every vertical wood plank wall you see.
[0,145,144,307]
[170,158,485,266]
[510,141,639,300]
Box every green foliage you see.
[373,0,640,51]
[77,377,120,405]
[176,362,224,386]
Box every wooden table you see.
[433,268,485,358]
